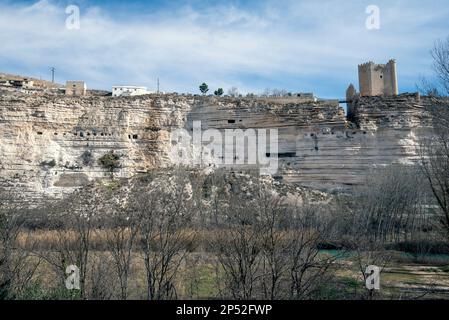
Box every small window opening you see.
[228,120,236,124]
[278,152,296,158]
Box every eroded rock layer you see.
[0,91,432,202]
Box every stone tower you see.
[358,59,398,96]
[346,84,356,101]
[346,84,357,119]
[66,81,87,96]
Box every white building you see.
[112,86,150,97]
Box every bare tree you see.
[270,89,288,97]
[130,168,196,300]
[227,87,239,97]
[261,88,271,97]
[419,36,449,239]
[258,189,290,300]
[419,37,449,97]
[208,174,264,299]
[0,188,40,299]
[340,165,431,299]
[430,37,449,95]
[287,202,337,300]
[420,107,449,238]
[38,184,105,299]
[207,173,336,300]
[101,186,140,300]
[257,192,335,300]
[87,251,118,300]
[359,165,429,243]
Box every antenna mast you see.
[50,67,56,83]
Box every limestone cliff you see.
[0,93,191,201]
[0,91,433,202]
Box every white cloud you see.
[0,0,447,97]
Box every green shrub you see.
[16,282,81,300]
[81,150,93,166]
[98,151,120,172]
[440,265,449,273]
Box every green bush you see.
[98,152,120,172]
[81,150,93,166]
[214,88,223,96]
[16,282,81,300]
[199,83,209,95]
[440,265,449,273]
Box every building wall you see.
[66,81,87,96]
[1,79,34,88]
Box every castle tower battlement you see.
[358,59,398,97]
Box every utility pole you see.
[157,77,160,94]
[50,67,55,83]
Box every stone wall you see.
[66,81,87,96]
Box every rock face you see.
[289,93,432,189]
[0,91,432,202]
[0,93,191,202]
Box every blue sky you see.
[0,0,448,98]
